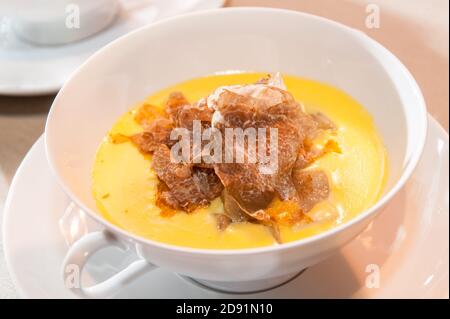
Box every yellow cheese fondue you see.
[92,73,388,249]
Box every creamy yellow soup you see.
[92,73,388,249]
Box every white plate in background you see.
[0,0,225,96]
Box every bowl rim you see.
[45,7,428,256]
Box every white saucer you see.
[3,115,449,298]
[0,0,224,96]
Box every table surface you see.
[0,0,448,298]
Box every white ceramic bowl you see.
[7,0,120,45]
[45,8,427,298]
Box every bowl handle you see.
[61,230,156,298]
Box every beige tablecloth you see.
[0,0,448,298]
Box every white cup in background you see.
[4,0,120,45]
